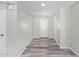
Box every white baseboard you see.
[60,47,69,49]
[17,39,32,57]
[32,37,40,39]
[56,41,60,46]
[53,38,60,47]
[17,45,26,57]
[60,47,79,56]
[48,36,54,38]
[69,47,79,56]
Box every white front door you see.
[0,6,6,57]
[40,19,48,37]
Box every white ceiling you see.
[18,1,75,16]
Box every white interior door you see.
[0,6,6,57]
[40,19,48,37]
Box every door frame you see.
[40,17,48,37]
[0,4,6,57]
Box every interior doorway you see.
[40,18,48,37]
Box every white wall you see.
[53,10,60,45]
[32,16,40,38]
[6,2,32,56]
[53,7,70,48]
[70,2,79,54]
[32,16,54,38]
[59,7,67,48]
[17,2,32,56]
[48,16,54,38]
[6,2,18,56]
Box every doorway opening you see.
[40,19,48,37]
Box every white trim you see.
[0,6,6,57]
[70,2,79,8]
[17,39,32,57]
[56,39,59,46]
[17,45,25,57]
[69,47,79,56]
[48,36,53,38]
[60,47,79,56]
[32,37,40,38]
[53,37,60,47]
[60,47,69,49]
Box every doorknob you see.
[0,34,4,36]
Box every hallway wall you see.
[53,10,60,45]
[48,16,54,38]
[6,2,33,56]
[53,7,70,48]
[17,2,32,56]
[32,16,40,38]
[70,2,79,55]
[59,7,69,48]
[6,2,18,56]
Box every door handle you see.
[0,34,4,36]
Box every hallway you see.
[1,1,79,57]
[21,38,77,57]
